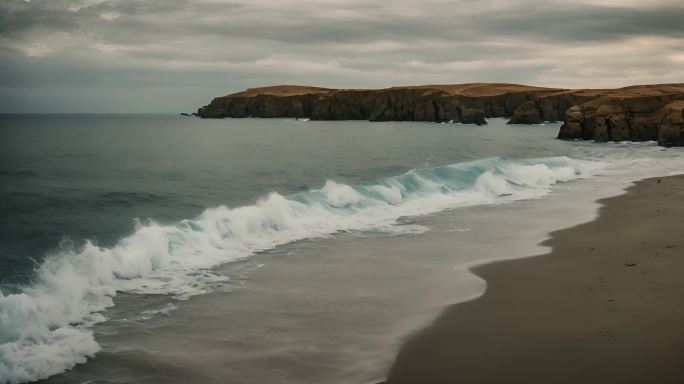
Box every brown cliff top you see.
[400,83,563,96]
[229,85,333,97]
[557,83,684,99]
[224,83,684,99]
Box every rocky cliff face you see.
[198,83,684,146]
[508,100,542,124]
[199,84,573,123]
[556,85,684,146]
[657,101,684,147]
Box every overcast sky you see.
[1,0,683,113]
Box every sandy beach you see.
[385,175,684,384]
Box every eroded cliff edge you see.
[198,83,684,146]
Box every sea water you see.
[1,115,682,383]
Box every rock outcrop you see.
[658,101,684,147]
[459,107,487,125]
[556,84,684,145]
[508,100,542,124]
[198,83,684,146]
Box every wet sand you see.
[385,175,684,384]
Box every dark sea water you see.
[0,114,569,285]
[1,114,683,384]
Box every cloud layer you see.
[1,0,683,112]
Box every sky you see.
[1,0,683,113]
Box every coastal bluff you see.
[198,83,684,146]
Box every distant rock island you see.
[198,83,684,146]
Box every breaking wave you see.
[0,156,602,383]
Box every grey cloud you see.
[478,4,684,42]
[0,0,683,112]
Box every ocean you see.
[1,114,683,384]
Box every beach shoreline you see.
[384,174,684,384]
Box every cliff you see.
[197,84,559,123]
[557,84,684,146]
[198,83,684,146]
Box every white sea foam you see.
[138,303,179,321]
[0,154,656,383]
